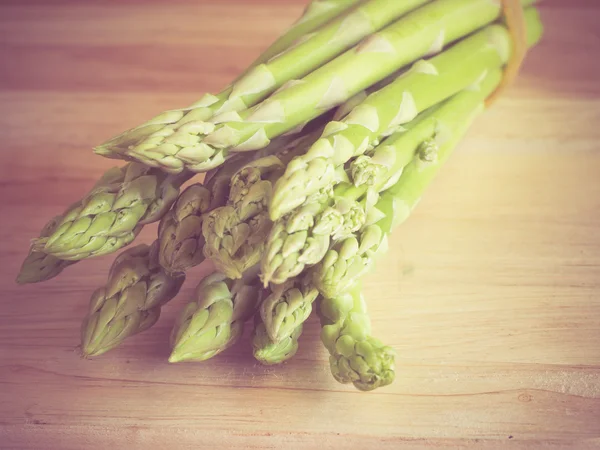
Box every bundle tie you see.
[486,0,528,106]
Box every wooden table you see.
[1,1,599,448]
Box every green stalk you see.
[270,6,544,220]
[81,241,185,357]
[93,0,356,157]
[251,0,366,67]
[96,0,414,167]
[169,271,262,363]
[319,284,395,391]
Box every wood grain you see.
[1,1,599,449]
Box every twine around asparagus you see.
[486,0,527,106]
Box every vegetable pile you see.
[17,0,543,391]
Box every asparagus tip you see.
[168,349,187,363]
[93,145,111,156]
[80,345,99,359]
[15,273,30,285]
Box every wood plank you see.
[0,0,599,448]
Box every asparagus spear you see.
[252,316,303,365]
[32,164,193,261]
[17,165,134,283]
[251,0,365,67]
[93,0,364,163]
[169,271,262,363]
[95,0,363,162]
[95,0,430,170]
[270,6,544,220]
[259,275,319,343]
[311,67,505,298]
[81,241,184,357]
[319,284,395,391]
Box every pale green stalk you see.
[92,0,353,158]
[169,271,262,363]
[259,275,319,343]
[95,0,430,172]
[270,6,544,220]
[81,241,185,357]
[259,0,365,64]
[319,284,395,391]
[252,317,303,365]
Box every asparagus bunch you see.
[263,9,543,286]
[17,0,543,392]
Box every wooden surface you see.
[1,1,599,448]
